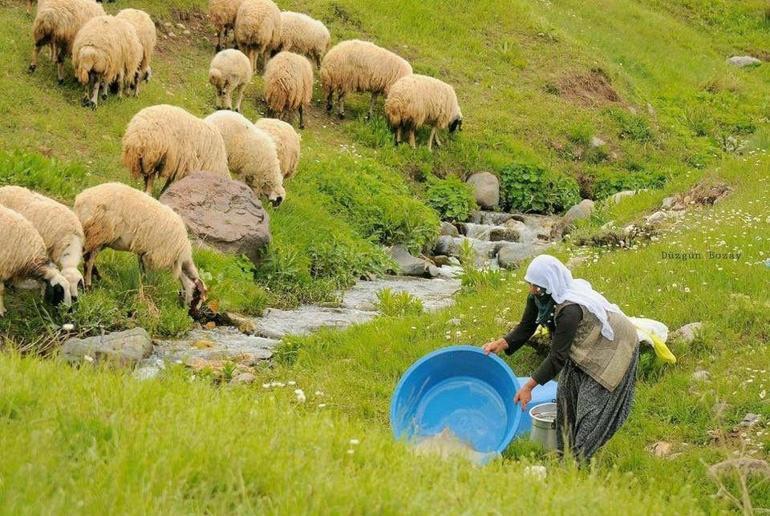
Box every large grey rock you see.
[466,172,499,210]
[645,211,667,225]
[496,243,537,270]
[727,56,761,67]
[562,199,595,226]
[61,328,153,367]
[439,221,459,237]
[611,190,636,204]
[159,172,271,266]
[154,327,277,363]
[433,235,459,257]
[489,227,520,242]
[661,196,676,210]
[671,322,703,343]
[389,245,437,278]
[342,276,461,312]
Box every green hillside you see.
[0,0,768,512]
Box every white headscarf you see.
[524,254,623,340]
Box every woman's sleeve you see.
[503,296,538,355]
[531,304,583,384]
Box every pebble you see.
[692,369,711,381]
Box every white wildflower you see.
[83,355,94,363]
[294,389,306,403]
[349,439,360,445]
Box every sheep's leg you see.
[367,93,378,120]
[224,87,233,110]
[116,72,125,98]
[137,254,147,280]
[408,128,416,149]
[434,132,443,148]
[234,84,246,113]
[428,127,436,151]
[29,42,41,73]
[89,77,100,108]
[83,248,101,289]
[325,89,334,113]
[215,30,223,52]
[394,125,402,146]
[298,106,305,130]
[143,175,154,195]
[337,92,345,119]
[0,282,5,317]
[55,46,66,85]
[181,260,206,313]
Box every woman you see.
[482,254,639,462]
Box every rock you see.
[471,211,515,226]
[489,227,520,242]
[466,172,499,210]
[611,190,636,204]
[661,196,676,210]
[647,441,673,458]
[496,243,533,270]
[61,328,153,367]
[159,172,271,266]
[433,235,458,257]
[590,136,606,148]
[389,245,435,278]
[739,413,761,428]
[671,322,703,343]
[231,372,256,385]
[439,221,459,237]
[221,312,258,334]
[645,211,667,225]
[709,458,770,478]
[432,255,453,267]
[155,328,277,364]
[692,369,711,382]
[447,256,461,266]
[133,357,165,380]
[726,56,761,68]
[562,199,595,227]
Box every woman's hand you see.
[514,378,538,411]
[482,338,508,356]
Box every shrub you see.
[0,150,88,200]
[424,176,477,222]
[194,249,269,315]
[498,162,581,213]
[607,108,654,142]
[375,288,424,317]
[591,167,667,200]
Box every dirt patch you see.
[553,68,622,107]
[667,180,732,210]
[154,8,211,55]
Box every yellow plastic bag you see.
[629,317,677,365]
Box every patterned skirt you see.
[556,347,639,462]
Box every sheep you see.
[234,0,281,72]
[208,0,244,51]
[121,104,230,195]
[29,0,105,83]
[320,39,412,120]
[254,117,300,179]
[0,205,72,316]
[0,186,84,300]
[74,183,207,313]
[263,51,313,129]
[204,110,285,206]
[274,11,330,68]
[384,74,463,151]
[209,49,253,112]
[116,9,157,88]
[72,15,143,108]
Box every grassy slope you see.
[0,0,769,512]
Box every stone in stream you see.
[154,327,277,364]
[389,244,439,278]
[466,172,500,210]
[61,328,153,367]
[469,211,516,226]
[159,172,271,266]
[254,306,377,339]
[489,226,520,242]
[562,199,595,227]
[726,56,761,67]
[496,243,541,270]
[342,276,462,313]
[439,221,459,237]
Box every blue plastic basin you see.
[390,345,522,453]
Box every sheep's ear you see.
[44,282,65,305]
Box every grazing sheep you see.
[234,0,281,72]
[254,117,300,179]
[384,74,463,150]
[320,39,412,119]
[72,15,143,108]
[204,110,285,206]
[116,9,157,87]
[0,205,72,316]
[263,51,313,129]
[29,0,105,83]
[209,49,253,112]
[121,104,230,195]
[208,0,244,51]
[74,183,207,313]
[0,186,84,300]
[275,11,330,68]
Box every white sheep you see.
[209,49,253,112]
[29,0,105,83]
[204,110,285,206]
[208,0,244,51]
[116,9,157,88]
[275,11,330,68]
[121,104,231,195]
[74,183,207,313]
[254,117,301,179]
[0,205,72,316]
[0,186,84,300]
[263,51,313,129]
[320,39,412,119]
[72,15,143,108]
[384,74,463,150]
[234,0,281,72]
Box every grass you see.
[0,0,769,512]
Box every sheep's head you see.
[61,267,85,301]
[449,114,463,133]
[188,278,208,317]
[267,184,286,207]
[44,272,72,307]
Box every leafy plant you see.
[424,176,477,222]
[375,288,424,317]
[498,162,581,213]
[590,167,667,200]
[607,108,654,143]
[458,240,503,290]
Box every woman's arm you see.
[531,304,582,384]
[482,296,538,355]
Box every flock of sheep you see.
[0,0,465,318]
